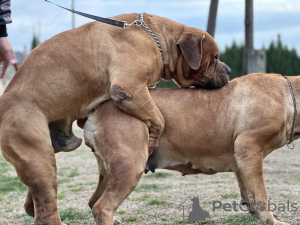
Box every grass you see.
[21,208,92,224]
[144,172,173,178]
[221,193,240,199]
[125,216,138,222]
[0,175,27,194]
[0,143,297,225]
[68,170,79,178]
[70,187,84,192]
[293,177,300,182]
[225,215,261,225]
[134,194,150,201]
[134,184,168,192]
[0,160,27,195]
[57,178,71,185]
[202,201,213,205]
[210,180,226,184]
[23,216,34,225]
[57,193,66,200]
[0,160,10,172]
[149,199,167,205]
[59,207,91,222]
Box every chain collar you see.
[126,13,165,78]
[284,76,297,149]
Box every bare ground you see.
[0,129,299,225]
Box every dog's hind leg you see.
[88,101,149,225]
[0,110,62,225]
[92,153,146,225]
[234,135,288,225]
[24,188,34,217]
[88,158,108,209]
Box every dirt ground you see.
[0,128,299,225]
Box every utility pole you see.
[207,0,219,38]
[244,0,254,74]
[72,0,75,29]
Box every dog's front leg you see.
[234,137,289,225]
[110,84,164,154]
[234,171,253,212]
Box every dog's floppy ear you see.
[177,32,205,70]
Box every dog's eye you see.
[214,55,219,59]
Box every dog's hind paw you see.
[111,85,132,103]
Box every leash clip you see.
[124,20,144,28]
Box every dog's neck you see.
[143,13,185,81]
[285,76,300,142]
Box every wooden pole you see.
[244,0,254,74]
[72,0,75,29]
[207,0,219,37]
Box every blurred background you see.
[1,0,300,91]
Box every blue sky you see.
[9,0,300,54]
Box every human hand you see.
[0,37,18,79]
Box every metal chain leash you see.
[126,13,165,77]
[284,76,297,149]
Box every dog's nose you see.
[225,65,232,75]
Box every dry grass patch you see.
[0,142,299,224]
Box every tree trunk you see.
[207,0,219,38]
[244,0,254,74]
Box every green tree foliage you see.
[155,79,178,88]
[219,41,244,79]
[31,33,40,51]
[220,38,300,80]
[266,39,300,76]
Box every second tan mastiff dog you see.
[84,73,296,225]
[0,13,230,224]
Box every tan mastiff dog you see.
[0,13,229,224]
[84,73,296,225]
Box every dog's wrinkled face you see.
[174,27,230,89]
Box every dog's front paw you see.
[113,216,122,225]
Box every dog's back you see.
[88,73,292,175]
[86,73,296,225]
